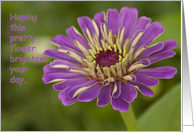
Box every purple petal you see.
[62,96,78,106]
[42,72,85,84]
[93,18,103,43]
[58,86,78,106]
[134,22,165,51]
[50,60,83,69]
[66,26,90,49]
[138,58,151,65]
[129,16,151,40]
[51,34,81,52]
[44,49,81,64]
[57,46,84,58]
[43,64,68,75]
[137,42,164,58]
[133,74,159,86]
[78,84,103,102]
[118,7,138,40]
[152,40,177,56]
[78,16,96,36]
[94,11,106,23]
[67,79,99,99]
[128,81,154,97]
[107,9,119,35]
[135,66,177,79]
[97,85,113,106]
[147,51,176,63]
[58,86,72,100]
[121,83,137,102]
[111,95,129,112]
[113,81,121,98]
[53,77,89,91]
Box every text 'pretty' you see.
[10,35,36,43]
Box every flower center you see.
[95,49,120,67]
[61,25,148,85]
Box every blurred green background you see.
[1,1,181,131]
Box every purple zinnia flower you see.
[42,7,177,112]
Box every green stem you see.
[119,104,138,131]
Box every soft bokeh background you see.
[1,1,181,131]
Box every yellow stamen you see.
[132,46,146,61]
[69,69,90,76]
[130,32,144,50]
[86,28,94,45]
[119,61,122,66]
[119,55,123,62]
[127,62,148,73]
[107,30,114,47]
[83,50,89,57]
[87,62,95,72]
[86,55,93,62]
[88,49,96,58]
[93,34,101,48]
[101,39,107,51]
[89,44,97,54]
[81,59,88,66]
[114,64,117,69]
[97,72,105,80]
[96,66,102,73]
[58,50,82,63]
[124,53,129,66]
[112,82,118,95]
[107,45,112,51]
[104,67,111,78]
[122,58,126,64]
[82,68,97,78]
[110,65,117,77]
[122,75,134,81]
[113,44,117,52]
[128,47,134,65]
[91,60,96,67]
[108,29,113,39]
[94,45,100,53]
[100,24,106,41]
[74,40,89,55]
[102,78,115,86]
[92,20,99,37]
[52,64,69,69]
[119,27,125,45]
[73,83,97,98]
[99,47,103,51]
[48,79,66,83]
[123,50,127,57]
[104,24,108,40]
[124,39,130,52]
[103,67,107,77]
[108,37,114,47]
[122,61,127,74]
[116,39,122,54]
[116,63,122,78]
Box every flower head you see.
[42,7,177,112]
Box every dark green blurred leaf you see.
[137,83,181,131]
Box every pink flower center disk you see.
[95,50,120,67]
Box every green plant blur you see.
[1,1,181,131]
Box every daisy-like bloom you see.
[42,7,177,112]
